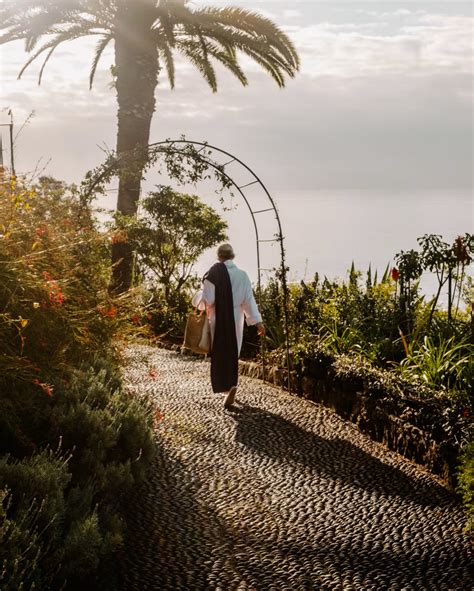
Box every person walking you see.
[193,243,265,408]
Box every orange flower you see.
[33,379,54,397]
[43,384,54,397]
[154,409,164,423]
[49,289,65,305]
[99,305,118,318]
[36,224,47,237]
[43,272,65,305]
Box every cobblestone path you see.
[121,346,471,591]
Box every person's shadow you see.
[229,403,452,506]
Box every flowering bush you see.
[0,177,155,589]
[0,177,137,383]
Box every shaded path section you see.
[121,346,471,590]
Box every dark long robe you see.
[204,262,238,393]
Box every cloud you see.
[0,6,471,192]
[355,8,424,18]
[283,9,302,19]
[287,13,473,78]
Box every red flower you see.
[148,367,158,379]
[131,314,141,325]
[463,408,470,418]
[99,306,117,318]
[391,268,400,282]
[154,409,164,423]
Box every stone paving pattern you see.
[121,346,472,590]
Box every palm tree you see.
[1,0,299,291]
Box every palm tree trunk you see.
[110,7,159,293]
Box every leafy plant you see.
[399,335,473,397]
[122,186,228,336]
[318,321,375,361]
[418,233,473,327]
[457,441,474,534]
[394,248,423,336]
[0,486,45,591]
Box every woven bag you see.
[183,310,211,354]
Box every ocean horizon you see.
[192,188,473,305]
[96,186,472,305]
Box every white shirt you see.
[192,260,262,355]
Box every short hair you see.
[217,243,235,260]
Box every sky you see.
[0,0,473,289]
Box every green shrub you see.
[261,262,472,400]
[261,268,413,365]
[0,450,70,590]
[0,363,156,589]
[0,488,43,590]
[49,359,155,480]
[457,442,474,534]
[121,186,228,338]
[61,512,103,579]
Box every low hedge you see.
[0,357,156,590]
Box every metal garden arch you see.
[84,139,291,387]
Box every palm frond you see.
[158,39,176,89]
[152,6,177,48]
[17,26,103,83]
[177,39,217,92]
[38,44,60,85]
[189,7,299,72]
[207,46,247,87]
[196,30,217,92]
[1,1,299,94]
[176,37,247,88]
[174,6,299,87]
[89,34,113,89]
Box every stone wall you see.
[239,358,459,490]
